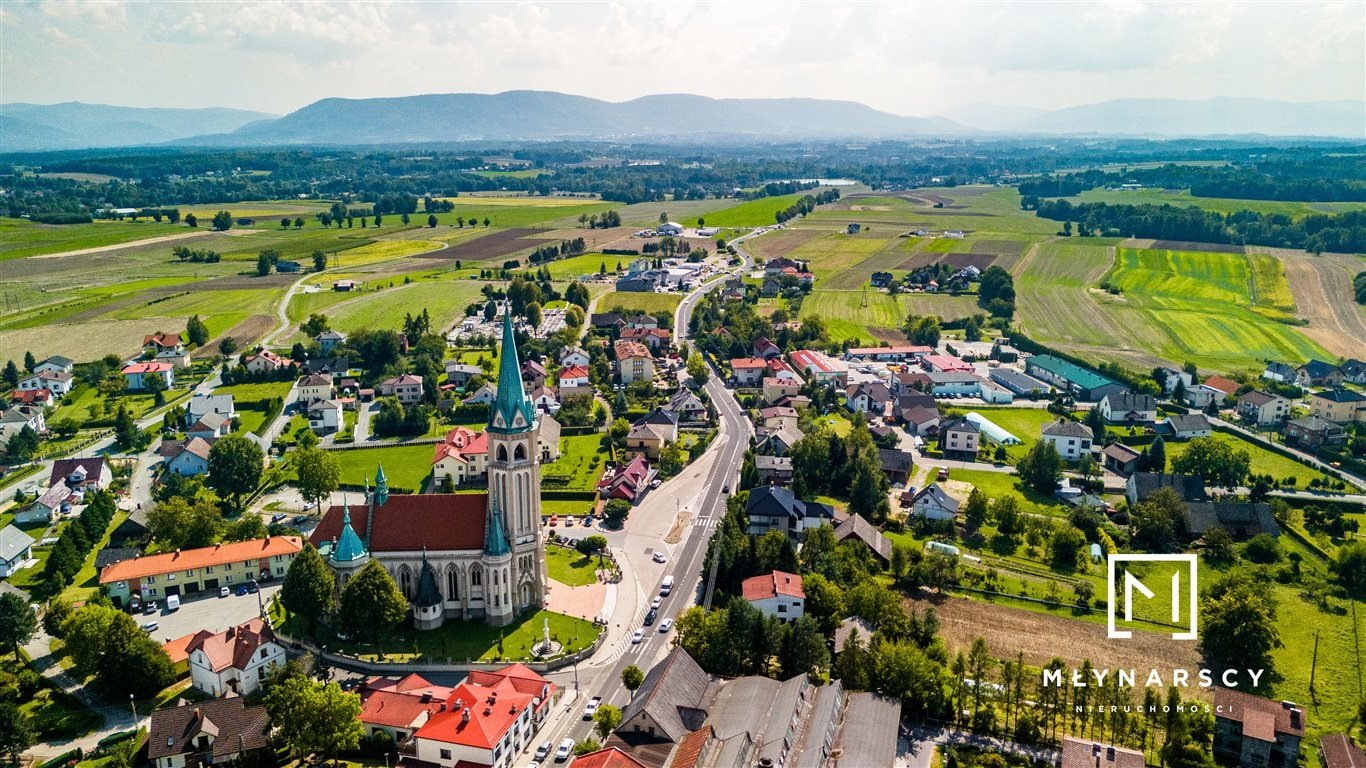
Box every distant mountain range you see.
[1,94,1361,152]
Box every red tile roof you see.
[122,361,174,374]
[614,340,652,360]
[1320,733,1366,768]
[559,365,590,380]
[365,673,455,700]
[741,570,804,601]
[362,690,444,729]
[312,496,488,553]
[731,357,767,369]
[144,333,181,348]
[1204,375,1240,395]
[418,683,532,750]
[162,633,197,664]
[100,537,301,584]
[574,747,650,768]
[10,388,52,404]
[432,427,488,465]
[184,618,279,672]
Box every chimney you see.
[193,707,201,721]
[1092,744,1101,768]
[461,708,470,724]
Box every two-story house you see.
[741,571,804,623]
[1041,419,1093,461]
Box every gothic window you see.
[471,567,482,586]
[514,443,526,461]
[496,445,508,462]
[446,567,460,600]
[398,566,413,600]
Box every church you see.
[310,312,547,628]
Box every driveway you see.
[140,582,282,642]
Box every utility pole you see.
[1309,630,1320,697]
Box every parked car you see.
[555,738,574,762]
[535,741,552,760]
[141,620,158,633]
[652,551,667,563]
[235,585,249,596]
[247,581,259,593]
[270,513,286,523]
[658,618,673,633]
[582,696,602,720]
[143,601,157,614]
[219,587,230,598]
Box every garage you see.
[204,578,220,591]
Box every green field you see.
[318,277,488,335]
[435,196,616,228]
[1164,431,1332,486]
[1069,187,1366,219]
[797,289,980,343]
[214,381,294,403]
[545,544,599,587]
[0,217,183,261]
[596,290,682,316]
[330,443,434,492]
[526,253,614,280]
[701,194,812,228]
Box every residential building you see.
[122,361,174,390]
[1060,739,1145,768]
[1183,501,1277,538]
[834,514,893,564]
[925,371,982,397]
[1297,360,1343,388]
[143,332,184,355]
[937,417,980,459]
[307,399,344,434]
[464,383,498,406]
[100,536,303,607]
[626,409,679,460]
[744,485,835,538]
[598,455,651,502]
[664,388,707,422]
[521,359,547,389]
[877,447,915,485]
[528,384,559,414]
[1319,734,1366,768]
[622,327,671,351]
[1041,419,1094,461]
[1237,390,1289,426]
[845,380,892,415]
[625,314,660,331]
[1341,359,1366,385]
[0,406,45,447]
[570,748,648,768]
[1310,389,1366,424]
[359,674,454,744]
[1101,443,1142,476]
[1285,415,1347,450]
[1213,688,1304,768]
[50,457,112,491]
[1157,413,1213,440]
[297,373,335,403]
[1203,375,1240,398]
[1156,367,1194,393]
[559,346,591,368]
[909,484,960,520]
[752,337,781,360]
[380,373,425,405]
[164,437,214,476]
[1024,355,1118,401]
[758,406,798,431]
[1099,391,1157,423]
[19,485,71,524]
[1262,361,1296,384]
[7,388,54,408]
[0,525,35,578]
[730,358,767,387]
[303,357,351,377]
[18,370,73,397]
[789,349,848,386]
[316,329,348,352]
[1182,383,1223,409]
[615,340,655,385]
[834,617,877,655]
[147,698,271,768]
[755,455,792,486]
[444,363,484,389]
[32,355,74,375]
[413,665,556,768]
[1125,472,1207,506]
[900,404,941,436]
[557,364,591,389]
[537,414,561,462]
[761,377,800,405]
[741,570,804,622]
[243,349,286,374]
[754,423,803,457]
[186,412,230,440]
[174,618,286,697]
[186,393,236,425]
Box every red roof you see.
[730,357,766,369]
[922,354,973,372]
[122,361,173,374]
[558,365,590,380]
[312,495,488,553]
[183,618,278,672]
[1204,375,1240,395]
[432,427,488,465]
[365,673,455,700]
[161,634,197,664]
[144,333,181,348]
[362,690,445,729]
[574,748,650,768]
[417,682,532,749]
[614,340,652,360]
[790,349,843,374]
[741,570,804,601]
[100,537,301,584]
[10,388,53,404]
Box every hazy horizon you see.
[3,0,1362,117]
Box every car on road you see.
[582,696,602,720]
[143,601,158,615]
[644,608,657,626]
[722,484,730,494]
[271,513,286,524]
[631,629,644,644]
[293,515,311,525]
[649,479,661,489]
[652,551,667,563]
[659,618,673,633]
[535,741,552,760]
[651,596,662,609]
[219,587,230,598]
[141,620,158,633]
[235,585,249,596]
[564,516,575,527]
[555,737,574,762]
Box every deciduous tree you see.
[265,675,363,763]
[208,433,265,512]
[281,544,336,635]
[339,560,407,649]
[295,447,341,511]
[0,593,37,660]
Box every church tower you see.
[484,309,546,624]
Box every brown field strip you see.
[897,252,998,271]
[415,228,549,260]
[1255,247,1366,358]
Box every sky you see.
[2,0,1362,117]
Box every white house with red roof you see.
[556,365,592,400]
[143,332,184,355]
[122,361,174,390]
[18,370,73,398]
[360,673,455,744]
[597,455,651,502]
[433,427,490,487]
[172,618,286,697]
[8,388,55,408]
[413,664,556,768]
[730,358,767,386]
[741,570,804,623]
[242,349,286,375]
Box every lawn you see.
[8,652,103,740]
[329,443,435,492]
[545,544,600,587]
[52,385,162,426]
[214,381,294,404]
[542,498,596,517]
[432,197,616,229]
[1266,581,1363,744]
[596,291,682,316]
[525,253,614,280]
[1068,187,1366,219]
[316,277,487,335]
[1164,431,1333,487]
[542,434,608,492]
[943,468,1068,517]
[946,407,1081,461]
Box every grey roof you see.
[39,355,75,367]
[1183,502,1277,536]
[1042,419,1092,438]
[940,417,979,434]
[1299,359,1341,378]
[834,514,893,561]
[1313,388,1366,404]
[95,546,142,570]
[877,447,915,474]
[746,485,836,524]
[189,412,229,433]
[1129,472,1207,503]
[989,367,1051,393]
[538,413,561,444]
[926,371,979,384]
[831,693,901,768]
[1104,391,1156,412]
[620,646,712,743]
[1263,361,1296,377]
[1288,415,1343,432]
[847,381,892,402]
[1239,390,1282,406]
[833,617,876,654]
[1162,413,1211,433]
[1102,443,1142,461]
[914,483,961,512]
[754,455,792,471]
[0,525,36,563]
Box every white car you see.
[650,596,663,610]
[631,629,645,644]
[659,618,673,633]
[652,551,667,563]
[534,741,552,760]
[582,696,602,720]
[219,586,230,598]
[555,737,575,762]
[141,620,159,633]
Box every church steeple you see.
[484,498,511,558]
[331,501,367,564]
[489,308,534,434]
[374,464,388,506]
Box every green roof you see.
[414,550,442,608]
[490,310,535,434]
[331,505,367,564]
[484,499,510,558]
[1027,354,1115,391]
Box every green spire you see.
[331,501,367,564]
[414,548,442,608]
[484,498,510,558]
[489,308,534,434]
[374,464,388,506]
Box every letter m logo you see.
[1107,554,1198,640]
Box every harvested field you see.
[1140,239,1245,254]
[744,228,824,260]
[1263,247,1366,358]
[530,228,641,251]
[0,317,189,361]
[417,228,549,261]
[910,594,1203,678]
[897,252,997,271]
[197,314,274,357]
[971,239,1027,258]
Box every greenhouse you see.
[965,412,1021,445]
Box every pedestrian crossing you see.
[693,517,719,529]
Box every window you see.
[206,566,214,574]
[147,588,157,596]
[260,648,269,659]
[185,570,194,577]
[167,573,176,581]
[439,750,451,760]
[146,576,156,584]
[225,575,233,584]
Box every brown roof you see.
[184,618,278,672]
[1059,738,1145,768]
[741,570,804,601]
[1213,688,1306,740]
[620,647,712,744]
[312,495,489,552]
[147,698,270,761]
[1321,734,1366,768]
[615,340,653,360]
[665,727,711,768]
[834,514,893,562]
[101,537,301,584]
[1203,375,1240,395]
[572,748,650,768]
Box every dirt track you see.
[1257,247,1366,358]
[29,230,215,259]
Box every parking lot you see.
[137,582,282,643]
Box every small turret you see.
[374,464,388,507]
[484,498,511,558]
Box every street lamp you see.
[129,693,137,724]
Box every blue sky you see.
[3,1,1362,115]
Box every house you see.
[559,346,591,368]
[752,337,781,361]
[19,484,72,524]
[870,271,893,288]
[529,385,559,414]
[463,383,498,406]
[742,571,804,622]
[834,617,877,655]
[665,388,707,422]
[1125,472,1207,507]
[1157,413,1212,440]
[307,399,344,434]
[147,697,271,768]
[1319,734,1366,768]
[900,404,941,436]
[1041,420,1094,461]
[989,368,1051,397]
[184,412,229,440]
[7,388,55,408]
[731,358,767,387]
[765,356,801,383]
[625,314,660,330]
[1155,367,1194,394]
[755,423,804,457]
[1182,383,1223,409]
[744,485,835,538]
[380,373,424,405]
[1238,390,1289,426]
[432,427,490,487]
[155,348,192,369]
[755,455,793,486]
[315,329,347,353]
[598,455,651,502]
[1262,361,1296,384]
[1203,375,1240,398]
[1183,501,1277,538]
[590,312,626,333]
[845,381,892,415]
[143,332,184,355]
[834,513,893,563]
[1099,391,1157,424]
[758,406,798,431]
[1024,355,1118,401]
[1310,389,1366,424]
[765,257,801,275]
[1285,415,1347,450]
[358,674,455,743]
[1059,738,1145,768]
[176,618,286,697]
[186,394,236,425]
[1341,359,1366,385]
[243,349,286,374]
[303,357,351,377]
[789,349,848,386]
[444,362,483,388]
[621,327,672,351]
[909,484,960,521]
[33,355,74,375]
[0,525,36,577]
[1297,360,1343,388]
[521,359,548,389]
[1101,443,1142,476]
[99,536,302,608]
[18,370,73,397]
[845,345,932,362]
[122,361,174,390]
[937,417,980,459]
[297,373,335,403]
[0,407,45,447]
[50,457,112,491]
[618,646,711,745]
[877,447,915,485]
[1213,688,1304,768]
[332,279,363,291]
[615,340,655,385]
[626,409,679,460]
[165,437,214,476]
[617,271,664,292]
